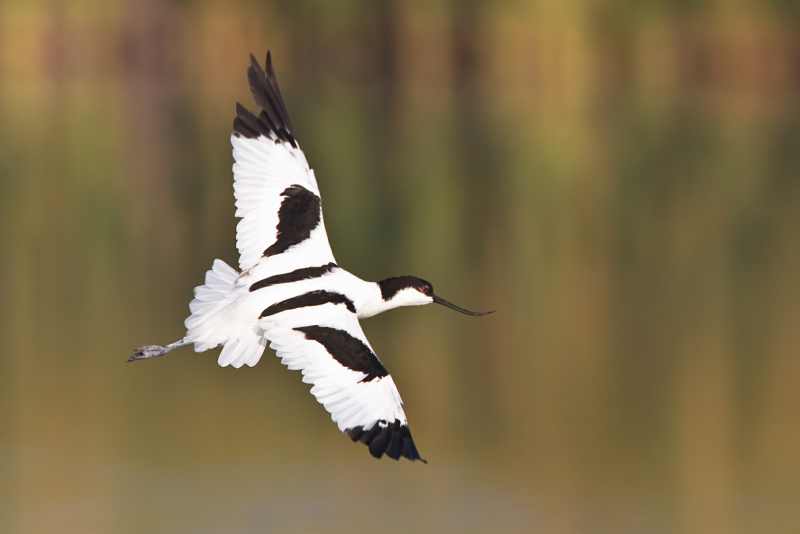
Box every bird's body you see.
[131,52,491,462]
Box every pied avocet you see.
[129,51,493,462]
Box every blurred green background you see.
[2,1,800,533]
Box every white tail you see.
[184,259,267,368]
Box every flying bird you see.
[129,51,493,462]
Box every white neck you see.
[335,272,432,319]
[355,283,394,319]
[357,284,432,319]
[327,272,387,319]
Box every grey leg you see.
[128,338,190,362]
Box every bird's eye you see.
[419,285,431,295]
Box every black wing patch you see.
[250,263,337,292]
[260,290,355,319]
[233,51,297,147]
[264,185,321,257]
[294,326,388,382]
[347,420,427,462]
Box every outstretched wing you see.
[232,52,336,272]
[260,296,426,462]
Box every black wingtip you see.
[233,50,297,147]
[346,420,427,463]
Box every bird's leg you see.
[128,338,190,362]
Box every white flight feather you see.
[231,134,335,273]
[262,306,408,433]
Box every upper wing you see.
[232,52,336,272]
[260,297,426,462]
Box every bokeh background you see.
[2,1,800,533]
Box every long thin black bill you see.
[433,295,494,316]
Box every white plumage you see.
[131,51,492,462]
[265,310,408,433]
[232,133,334,273]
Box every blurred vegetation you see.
[2,1,799,533]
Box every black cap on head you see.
[378,276,433,301]
[378,276,493,316]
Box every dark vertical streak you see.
[263,185,322,257]
[294,325,388,382]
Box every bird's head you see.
[377,276,493,316]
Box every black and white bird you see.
[130,51,492,462]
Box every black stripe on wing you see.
[233,51,297,147]
[347,420,427,463]
[250,263,337,292]
[294,325,388,382]
[264,185,321,257]
[260,290,355,318]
